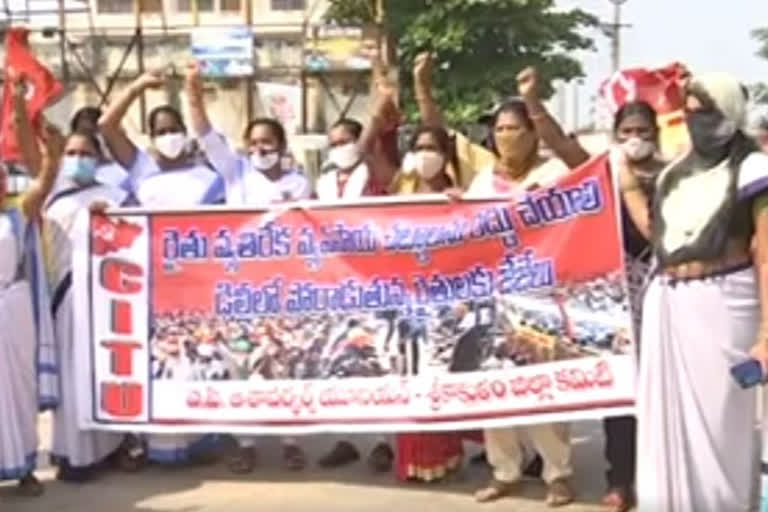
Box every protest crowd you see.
[4,22,768,512]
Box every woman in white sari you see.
[184,61,308,473]
[99,70,224,466]
[0,73,61,496]
[628,72,768,511]
[11,80,136,481]
[43,134,133,481]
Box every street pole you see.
[191,0,199,27]
[608,0,628,72]
[243,0,253,124]
[57,0,70,82]
[135,0,146,133]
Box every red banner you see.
[76,155,636,434]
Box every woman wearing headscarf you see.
[99,70,224,467]
[624,72,768,511]
[0,72,60,496]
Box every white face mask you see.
[327,143,361,170]
[250,150,280,171]
[620,136,656,162]
[153,133,188,160]
[402,150,445,180]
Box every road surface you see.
[1,415,609,512]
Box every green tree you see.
[753,27,768,61]
[325,0,598,124]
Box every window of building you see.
[221,0,241,12]
[97,0,133,13]
[177,0,215,12]
[271,0,306,11]
[142,0,163,12]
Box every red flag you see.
[91,215,144,256]
[0,27,64,163]
[600,63,686,115]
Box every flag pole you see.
[135,0,147,133]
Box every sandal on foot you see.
[367,442,394,473]
[56,461,95,483]
[602,486,635,512]
[283,444,307,471]
[474,478,519,503]
[546,478,575,508]
[115,435,147,473]
[17,473,44,497]
[318,441,360,468]
[227,446,257,475]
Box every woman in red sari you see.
[389,124,467,482]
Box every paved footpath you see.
[1,415,608,512]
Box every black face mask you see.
[686,110,735,163]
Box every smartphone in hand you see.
[730,359,765,389]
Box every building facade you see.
[1,0,374,155]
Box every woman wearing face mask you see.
[625,73,768,511]
[185,62,310,204]
[390,126,466,483]
[69,106,129,189]
[9,71,138,482]
[98,70,224,467]
[184,61,309,473]
[317,119,368,200]
[466,99,575,508]
[601,100,664,512]
[99,70,224,209]
[42,130,139,481]
[313,117,399,472]
[0,73,60,498]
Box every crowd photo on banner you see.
[3,13,768,512]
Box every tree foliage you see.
[325,0,598,124]
[754,27,768,62]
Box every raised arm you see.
[185,62,239,182]
[98,71,165,169]
[413,52,444,128]
[21,123,64,219]
[358,85,400,188]
[517,67,591,169]
[185,61,212,137]
[10,70,42,177]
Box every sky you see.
[554,0,768,128]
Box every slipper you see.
[474,478,519,503]
[318,441,360,468]
[546,479,575,508]
[283,444,307,471]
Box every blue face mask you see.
[61,155,98,185]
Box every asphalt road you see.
[0,415,609,512]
